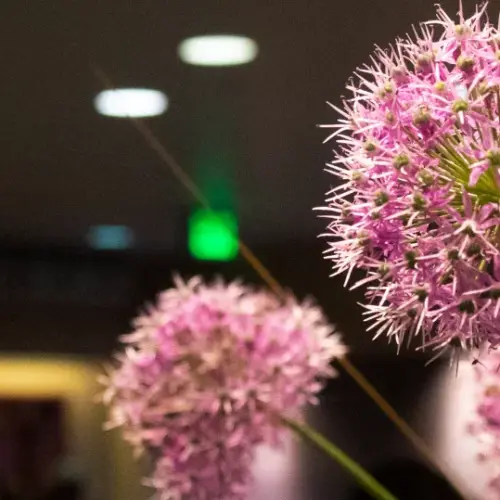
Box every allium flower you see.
[468,352,500,497]
[101,276,346,500]
[319,3,500,355]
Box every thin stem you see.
[91,64,467,499]
[282,416,397,500]
[338,357,469,499]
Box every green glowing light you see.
[188,210,238,261]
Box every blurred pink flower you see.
[101,276,346,499]
[469,352,500,498]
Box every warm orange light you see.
[0,357,95,397]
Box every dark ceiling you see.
[1,0,466,253]
[0,0,481,359]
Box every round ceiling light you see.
[94,88,168,118]
[178,35,258,67]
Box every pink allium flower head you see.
[101,276,346,500]
[319,3,500,356]
[468,352,500,497]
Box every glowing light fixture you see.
[188,209,238,261]
[86,225,134,250]
[178,35,258,67]
[94,88,168,118]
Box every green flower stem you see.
[282,416,398,500]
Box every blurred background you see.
[0,0,490,499]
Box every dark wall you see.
[303,359,453,499]
[0,238,424,358]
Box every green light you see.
[188,210,238,261]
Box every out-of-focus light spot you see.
[94,88,168,118]
[0,357,95,397]
[188,210,238,261]
[86,225,134,250]
[178,35,258,67]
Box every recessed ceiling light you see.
[178,35,258,67]
[94,88,168,118]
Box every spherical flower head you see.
[101,276,346,500]
[318,3,500,355]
